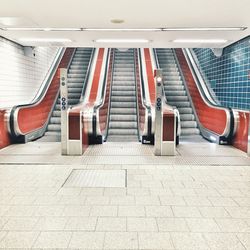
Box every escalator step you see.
[110,108,137,115]
[110,115,137,121]
[108,129,138,135]
[109,121,138,129]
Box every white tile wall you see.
[0,36,59,107]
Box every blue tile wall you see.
[193,36,250,110]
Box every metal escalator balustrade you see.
[155,48,200,137]
[44,48,93,141]
[107,49,139,142]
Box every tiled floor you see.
[0,139,249,249]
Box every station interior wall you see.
[194,36,250,111]
[0,36,59,108]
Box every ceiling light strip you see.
[18,38,72,42]
[1,27,247,32]
[3,27,82,31]
[85,28,161,31]
[173,39,228,43]
[163,27,247,31]
[95,39,150,43]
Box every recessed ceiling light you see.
[163,27,247,31]
[110,19,125,24]
[173,39,228,43]
[95,39,150,43]
[18,38,72,43]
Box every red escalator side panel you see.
[162,109,175,141]
[68,106,88,153]
[68,112,80,140]
[89,48,105,104]
[99,49,113,133]
[144,49,156,105]
[233,111,249,153]
[0,110,11,149]
[17,48,75,134]
[82,111,89,152]
[175,49,227,135]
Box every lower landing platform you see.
[0,139,249,166]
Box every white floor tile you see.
[145,206,173,217]
[2,217,38,231]
[185,218,221,232]
[0,231,39,249]
[172,206,202,218]
[198,206,231,218]
[104,232,138,249]
[64,217,97,231]
[96,217,126,231]
[33,231,72,249]
[127,217,158,232]
[203,233,246,250]
[62,205,91,216]
[90,205,118,217]
[171,232,210,250]
[215,218,250,233]
[118,206,145,217]
[237,233,250,249]
[157,218,189,232]
[69,232,104,249]
[138,232,174,249]
[34,217,68,231]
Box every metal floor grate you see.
[63,169,127,188]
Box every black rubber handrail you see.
[138,49,153,139]
[153,48,170,103]
[92,48,112,140]
[80,48,96,101]
[93,49,111,111]
[134,49,141,141]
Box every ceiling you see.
[0,0,249,48]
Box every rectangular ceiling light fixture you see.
[2,27,247,32]
[3,27,160,32]
[18,38,72,43]
[173,39,228,43]
[4,27,81,31]
[85,28,161,31]
[163,27,247,31]
[95,39,150,43]
[44,28,81,31]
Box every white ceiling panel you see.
[0,0,249,47]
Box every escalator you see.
[154,48,235,144]
[43,48,93,141]
[155,48,200,137]
[106,49,139,142]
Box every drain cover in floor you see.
[63,170,126,188]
